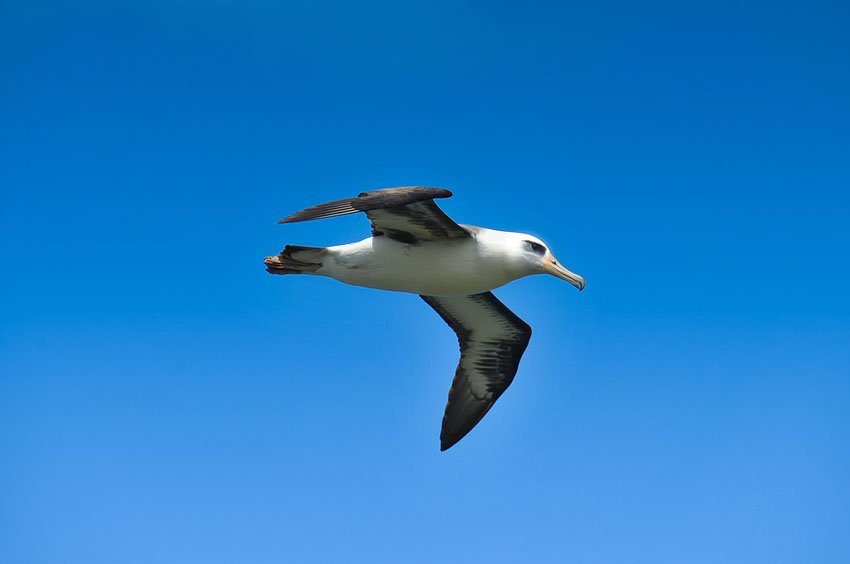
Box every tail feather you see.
[283,245,327,263]
[264,245,326,275]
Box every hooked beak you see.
[542,253,585,291]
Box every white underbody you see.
[313,227,535,296]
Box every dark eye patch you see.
[526,241,546,255]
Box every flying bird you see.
[264,187,584,451]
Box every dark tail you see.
[264,245,327,275]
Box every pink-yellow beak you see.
[542,252,585,291]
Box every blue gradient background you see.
[2,1,849,562]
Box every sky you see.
[1,1,849,562]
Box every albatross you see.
[264,186,584,451]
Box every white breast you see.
[319,230,526,296]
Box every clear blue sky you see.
[2,1,849,562]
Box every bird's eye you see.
[527,241,546,255]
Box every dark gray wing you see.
[420,292,532,451]
[277,186,470,242]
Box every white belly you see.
[319,236,522,296]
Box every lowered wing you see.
[420,292,532,451]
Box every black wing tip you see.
[275,198,359,224]
[439,414,485,452]
[276,215,303,224]
[440,436,459,451]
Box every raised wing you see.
[420,292,532,451]
[277,186,470,242]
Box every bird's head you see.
[512,233,585,291]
